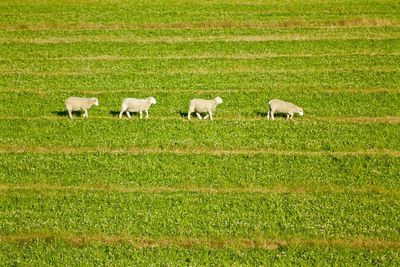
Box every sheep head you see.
[91,98,99,106]
[214,97,223,105]
[148,97,157,104]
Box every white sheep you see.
[188,97,223,120]
[65,97,99,119]
[267,99,304,120]
[119,97,157,119]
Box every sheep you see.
[119,97,157,119]
[267,99,304,120]
[65,97,99,119]
[188,96,223,120]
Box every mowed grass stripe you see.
[2,0,398,25]
[3,54,399,77]
[2,190,398,239]
[2,153,398,190]
[3,39,398,59]
[3,72,398,93]
[0,120,398,151]
[1,233,399,251]
[1,0,398,26]
[5,53,399,70]
[0,184,397,195]
[0,146,399,157]
[1,243,398,266]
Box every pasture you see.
[0,0,399,265]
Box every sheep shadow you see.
[52,110,69,117]
[256,111,288,119]
[109,110,120,117]
[178,111,210,119]
[52,110,86,118]
[256,111,268,118]
[113,110,144,119]
[179,111,188,118]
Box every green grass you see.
[1,241,399,266]
[5,55,400,72]
[3,39,400,59]
[1,153,399,189]
[2,26,400,40]
[2,0,400,25]
[3,72,399,94]
[0,119,399,151]
[2,190,399,239]
[1,91,400,117]
[1,0,400,265]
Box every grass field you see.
[1,0,399,265]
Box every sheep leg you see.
[145,110,149,119]
[267,109,270,120]
[286,114,290,120]
[83,110,88,118]
[203,114,209,119]
[271,111,274,120]
[139,111,143,119]
[119,107,126,119]
[126,111,131,119]
[188,111,191,120]
[290,113,294,119]
[209,112,213,121]
[196,112,202,120]
[67,109,73,119]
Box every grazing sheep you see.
[119,97,157,119]
[65,97,99,119]
[188,97,223,120]
[267,99,304,120]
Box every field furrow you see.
[3,52,400,61]
[2,233,400,251]
[1,184,399,196]
[2,34,400,44]
[0,145,399,157]
[2,19,400,31]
